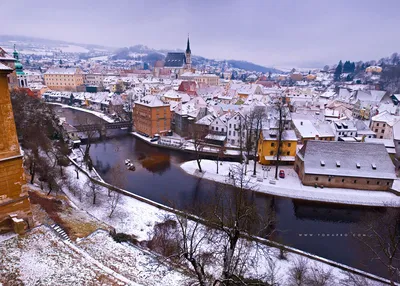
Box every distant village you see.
[1,37,400,193]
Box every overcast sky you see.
[1,0,399,68]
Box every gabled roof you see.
[299,140,396,179]
[164,52,186,68]
[135,95,167,107]
[371,110,400,126]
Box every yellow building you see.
[258,129,298,165]
[44,67,84,91]
[365,66,382,73]
[0,63,32,233]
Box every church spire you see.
[186,34,191,54]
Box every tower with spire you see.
[12,45,27,87]
[185,35,192,70]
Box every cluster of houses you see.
[1,43,399,193]
[132,81,400,192]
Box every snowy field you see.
[181,160,400,207]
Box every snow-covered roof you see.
[261,129,297,141]
[292,119,319,138]
[134,95,167,107]
[45,67,80,75]
[0,62,12,71]
[298,141,396,179]
[371,111,400,126]
[196,114,215,126]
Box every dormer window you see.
[336,161,341,167]
[372,163,377,170]
[356,163,361,169]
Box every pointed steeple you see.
[13,44,19,60]
[186,34,191,54]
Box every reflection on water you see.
[57,106,392,280]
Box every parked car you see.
[279,170,285,179]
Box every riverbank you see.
[47,102,115,123]
[132,131,241,159]
[181,159,400,207]
[62,159,390,285]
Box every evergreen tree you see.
[334,60,343,81]
[350,62,356,73]
[230,73,235,80]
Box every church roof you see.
[186,36,191,53]
[164,52,186,68]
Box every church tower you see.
[185,35,192,70]
[12,45,27,88]
[0,63,32,233]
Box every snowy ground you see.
[63,165,165,241]
[48,102,114,123]
[181,160,400,207]
[59,162,389,285]
[0,226,130,285]
[78,230,193,285]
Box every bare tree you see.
[243,106,267,176]
[339,271,376,286]
[189,124,208,173]
[215,145,226,174]
[271,97,289,179]
[304,263,334,286]
[288,256,309,286]
[149,164,275,285]
[85,179,100,205]
[108,190,121,218]
[75,112,103,170]
[357,207,400,286]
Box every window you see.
[383,124,386,127]
[316,177,319,181]
[270,151,273,155]
[271,142,275,147]
[375,129,378,132]
[229,124,231,128]
[222,128,224,132]
[377,123,379,126]
[377,181,380,185]
[229,131,231,136]
[381,130,384,133]
[288,143,291,147]
[341,179,345,183]
[387,182,390,186]
[212,126,214,130]
[233,131,236,136]
[216,127,219,131]
[354,180,357,183]
[287,151,290,155]
[328,178,331,182]
[380,136,383,139]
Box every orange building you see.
[133,95,171,137]
[0,63,32,233]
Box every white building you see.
[226,112,246,146]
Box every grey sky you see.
[1,0,399,68]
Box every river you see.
[56,106,391,280]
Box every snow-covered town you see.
[3,1,400,285]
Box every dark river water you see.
[56,106,392,280]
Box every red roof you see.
[178,81,197,95]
